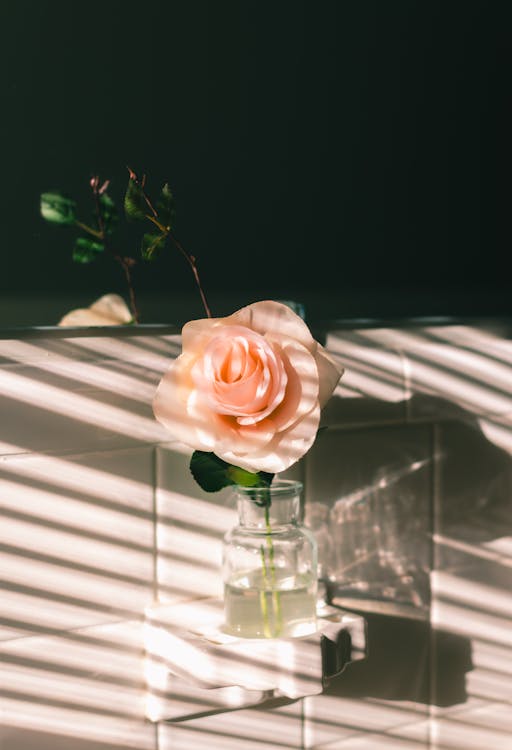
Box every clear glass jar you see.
[222,479,318,638]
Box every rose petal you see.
[181,317,227,351]
[219,403,321,474]
[152,357,204,448]
[314,343,345,407]
[211,414,277,454]
[267,338,319,432]
[227,300,317,353]
[191,326,288,423]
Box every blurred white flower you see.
[58,293,133,327]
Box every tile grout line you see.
[301,450,308,750]
[428,421,442,749]
[151,444,159,604]
[300,698,305,750]
[152,444,160,750]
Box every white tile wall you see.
[2,323,511,750]
[155,443,237,603]
[0,331,168,750]
[158,701,304,750]
[304,423,432,612]
[0,621,156,750]
[323,330,408,428]
[303,693,430,748]
[427,416,512,749]
[0,446,156,635]
[0,333,177,455]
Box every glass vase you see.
[222,479,318,638]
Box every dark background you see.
[0,0,510,327]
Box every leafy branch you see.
[40,168,212,323]
[124,168,211,318]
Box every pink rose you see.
[153,300,344,474]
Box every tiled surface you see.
[155,443,237,602]
[434,420,512,540]
[427,416,512,747]
[2,325,512,749]
[303,612,432,748]
[158,700,304,750]
[399,711,512,750]
[304,423,432,612]
[0,361,168,455]
[474,411,512,459]
[323,331,408,427]
[303,694,430,749]
[304,734,425,749]
[0,333,177,455]
[0,446,156,636]
[0,332,170,750]
[429,590,512,747]
[8,330,180,367]
[0,621,156,750]
[388,326,512,424]
[338,323,512,425]
[303,422,433,748]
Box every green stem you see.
[75,220,103,239]
[169,230,212,318]
[254,484,283,638]
[259,544,272,638]
[264,503,283,636]
[145,214,168,233]
[90,180,141,323]
[131,170,212,319]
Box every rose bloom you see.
[153,300,344,474]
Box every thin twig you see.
[119,259,139,325]
[90,176,140,323]
[169,231,212,318]
[127,168,212,319]
[75,220,103,240]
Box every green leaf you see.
[99,192,118,234]
[40,192,76,226]
[190,451,233,492]
[226,465,274,488]
[141,232,166,260]
[156,183,175,228]
[72,237,104,263]
[189,451,274,493]
[124,178,147,221]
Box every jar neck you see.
[234,480,302,529]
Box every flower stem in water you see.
[259,543,272,638]
[264,502,283,636]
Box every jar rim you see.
[234,479,303,497]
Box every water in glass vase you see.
[224,568,317,638]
